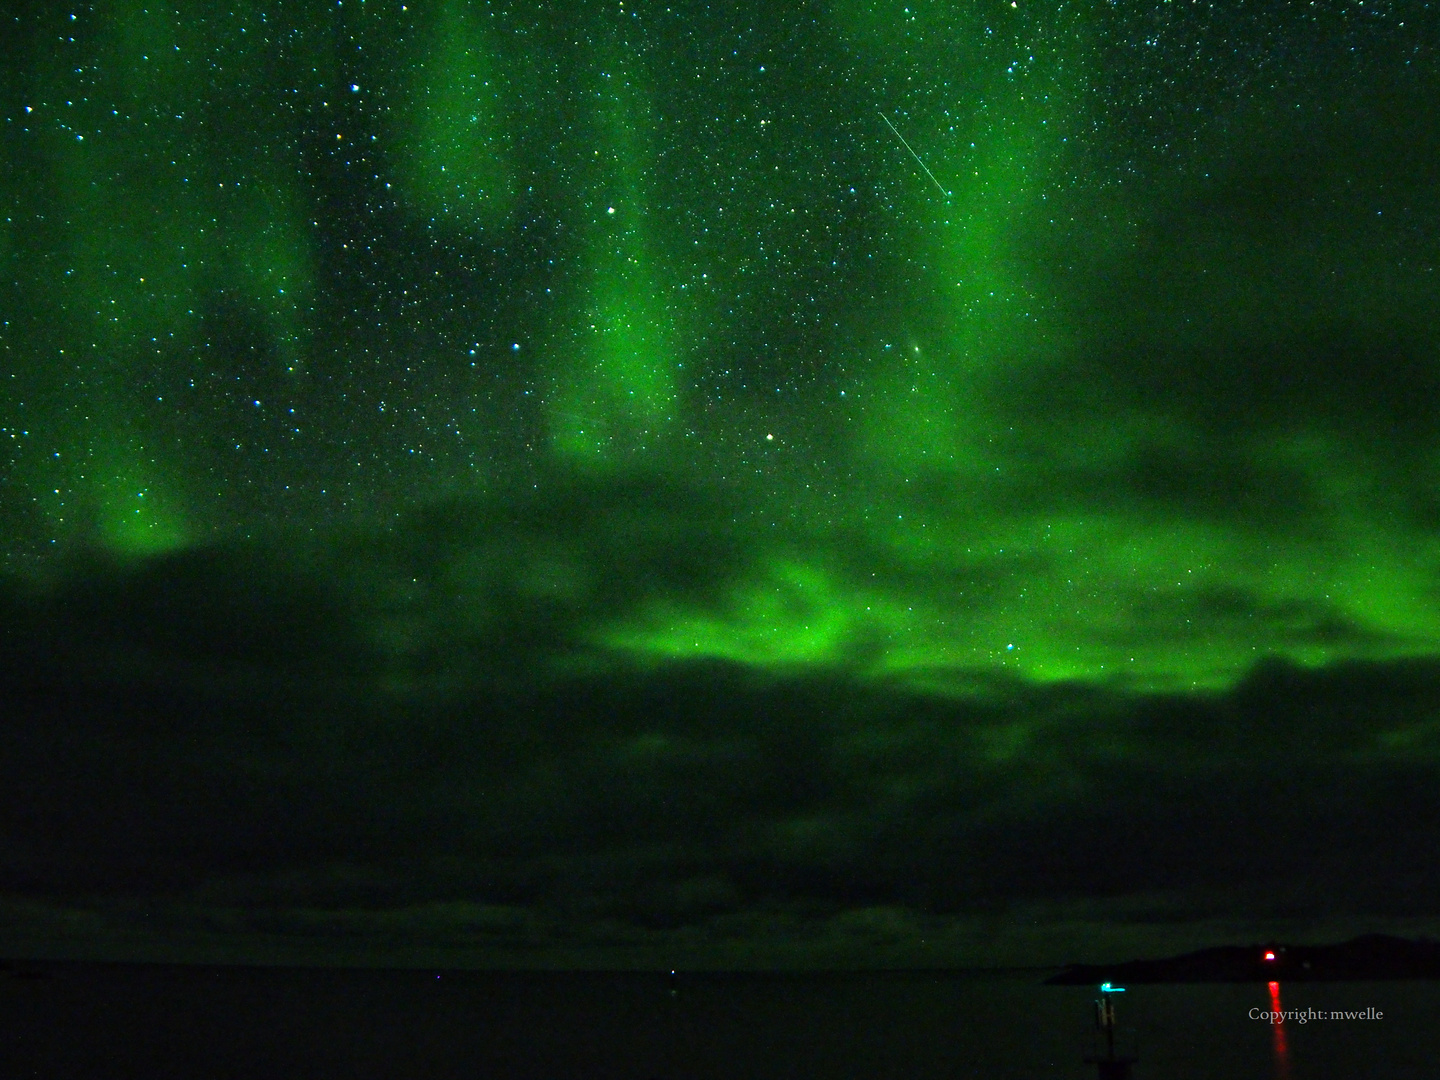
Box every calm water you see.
[0,963,1432,1078]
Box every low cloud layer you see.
[4,521,1439,965]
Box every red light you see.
[1269,980,1291,1078]
[1264,951,1276,962]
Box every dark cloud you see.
[3,527,1439,963]
[1003,67,1440,548]
[1049,64,1440,347]
[2,0,1436,977]
[1102,333,1440,447]
[314,469,756,682]
[1111,587,1396,652]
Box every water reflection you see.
[1268,980,1292,1080]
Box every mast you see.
[1083,983,1138,1080]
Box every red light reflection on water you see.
[1268,980,1292,1080]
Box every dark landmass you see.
[1047,934,1440,983]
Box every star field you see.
[2,0,1440,970]
[2,0,1437,695]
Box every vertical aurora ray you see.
[87,446,189,556]
[36,0,315,360]
[546,31,678,462]
[6,0,315,557]
[393,0,515,231]
[581,4,1440,693]
[1,0,1435,697]
[829,0,1090,502]
[7,0,1440,982]
[593,4,1110,685]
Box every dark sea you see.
[0,963,1432,1078]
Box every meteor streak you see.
[879,112,950,200]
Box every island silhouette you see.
[1047,933,1440,983]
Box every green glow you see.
[31,0,313,502]
[597,482,1440,695]
[100,493,187,555]
[103,0,201,99]
[88,448,189,557]
[395,0,514,230]
[601,558,901,670]
[548,42,677,460]
[6,0,1436,704]
[40,79,204,351]
[5,0,1440,976]
[549,267,677,459]
[226,171,313,373]
[851,8,1080,470]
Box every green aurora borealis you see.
[3,0,1440,965]
[6,0,1438,693]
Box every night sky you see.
[2,0,1439,967]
